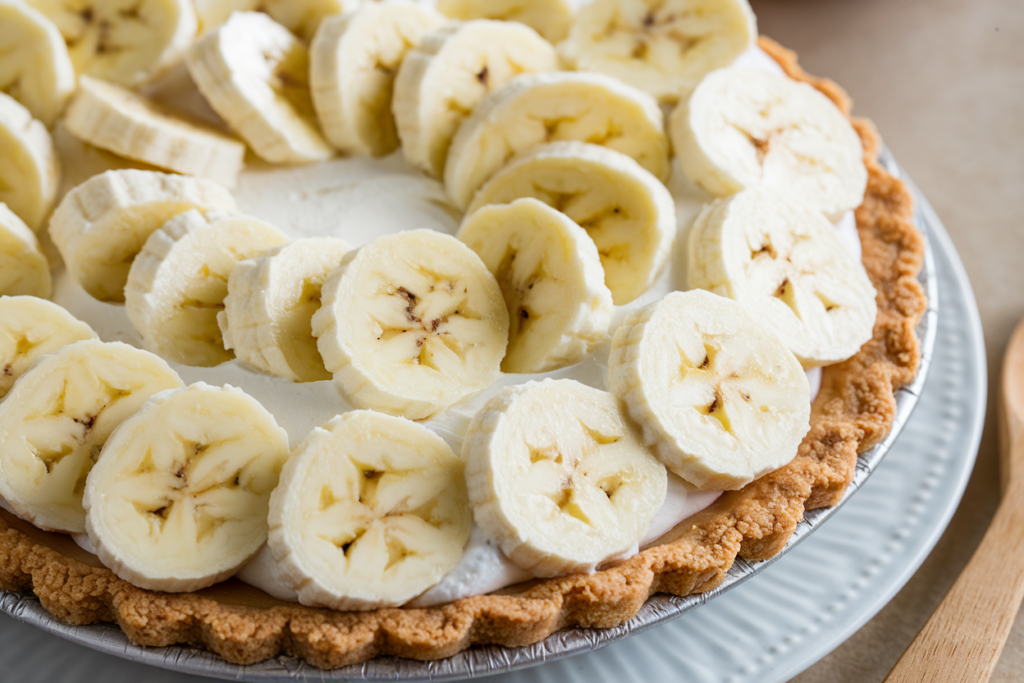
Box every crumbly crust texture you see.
[0,37,927,669]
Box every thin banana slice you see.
[0,339,183,533]
[457,198,612,374]
[560,0,757,103]
[269,410,471,609]
[125,209,288,367]
[186,11,334,165]
[688,188,877,367]
[608,289,810,490]
[264,0,363,42]
[84,382,290,592]
[310,2,446,157]
[436,0,580,43]
[670,66,867,221]
[463,378,666,577]
[467,142,675,305]
[48,169,237,303]
[444,71,669,209]
[311,229,509,420]
[0,296,97,398]
[219,237,352,382]
[63,76,246,188]
[0,0,75,126]
[27,0,197,87]
[0,205,52,299]
[393,18,557,177]
[0,92,59,232]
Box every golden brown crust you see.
[0,39,928,669]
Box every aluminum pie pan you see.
[0,149,938,682]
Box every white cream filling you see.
[44,44,862,608]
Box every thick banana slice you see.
[444,71,669,209]
[468,142,675,305]
[193,0,258,34]
[310,2,446,158]
[48,169,237,303]
[0,0,75,127]
[436,0,580,43]
[393,19,557,177]
[0,296,97,398]
[84,382,290,592]
[269,410,471,609]
[186,11,334,165]
[312,229,509,420]
[670,66,867,221]
[608,290,810,490]
[219,237,352,382]
[27,0,197,87]
[464,378,667,577]
[0,205,52,298]
[457,198,612,374]
[688,188,877,367]
[0,92,59,232]
[126,209,288,367]
[560,0,757,103]
[264,0,363,42]
[63,76,246,188]
[0,339,183,533]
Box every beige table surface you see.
[748,0,1024,680]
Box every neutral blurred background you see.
[747,0,1024,679]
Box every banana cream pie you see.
[0,0,925,670]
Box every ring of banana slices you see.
[0,0,925,671]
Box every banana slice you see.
[186,11,334,165]
[0,92,59,232]
[436,0,580,43]
[467,142,675,305]
[688,188,877,367]
[464,378,666,577]
[264,0,363,42]
[268,410,471,609]
[0,0,75,126]
[84,382,290,592]
[219,237,352,382]
[310,2,446,158]
[393,18,557,177]
[311,229,509,420]
[63,76,246,188]
[48,169,237,303]
[670,66,867,221]
[0,339,183,533]
[608,289,810,490]
[560,0,757,103]
[125,209,288,367]
[444,71,670,210]
[193,0,259,34]
[0,296,97,398]
[457,198,612,374]
[0,205,52,299]
[27,0,197,87]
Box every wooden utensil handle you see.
[885,410,1024,683]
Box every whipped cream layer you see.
[53,45,861,608]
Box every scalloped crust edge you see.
[0,37,927,670]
